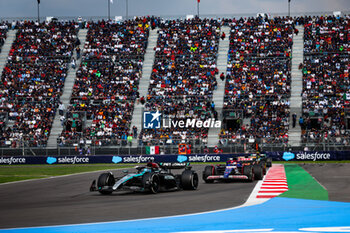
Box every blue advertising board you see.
[269,151,350,161]
[0,154,240,165]
[0,151,349,165]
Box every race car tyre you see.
[181,170,199,190]
[243,165,254,182]
[97,172,115,195]
[142,173,160,194]
[203,165,215,183]
[266,158,272,167]
[260,161,267,175]
[253,164,263,180]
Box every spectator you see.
[213,145,223,154]
[203,146,209,153]
[299,116,304,129]
[292,113,297,128]
[71,58,76,69]
[294,27,299,36]
[86,146,91,156]
[133,126,138,139]
[76,47,81,60]
[221,31,226,40]
[60,115,66,126]
[127,134,133,146]
[220,72,225,81]
[140,96,145,105]
[58,102,65,116]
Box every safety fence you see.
[1,141,350,157]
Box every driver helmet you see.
[226,157,235,165]
[147,158,159,169]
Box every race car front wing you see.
[206,175,249,180]
[90,179,144,193]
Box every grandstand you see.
[58,18,150,148]
[220,17,293,150]
[1,21,78,148]
[301,15,350,149]
[0,13,349,155]
[139,18,220,147]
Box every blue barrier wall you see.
[0,154,237,165]
[269,151,350,161]
[0,151,349,165]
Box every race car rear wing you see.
[159,162,191,170]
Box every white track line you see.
[245,175,268,206]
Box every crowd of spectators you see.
[220,16,293,145]
[228,17,293,58]
[304,15,349,55]
[59,18,151,146]
[0,21,78,147]
[301,15,350,144]
[138,18,221,146]
[0,15,348,149]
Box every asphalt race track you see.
[1,163,349,230]
[301,163,350,202]
[0,164,256,229]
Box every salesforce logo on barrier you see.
[188,154,221,162]
[177,155,188,163]
[283,152,331,161]
[47,156,89,164]
[177,154,221,163]
[295,152,331,161]
[283,152,295,161]
[0,157,26,165]
[46,157,57,164]
[123,155,155,163]
[57,157,89,164]
[112,156,123,164]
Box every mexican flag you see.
[146,146,160,154]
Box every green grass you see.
[0,164,134,184]
[279,164,328,200]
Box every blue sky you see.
[0,0,349,19]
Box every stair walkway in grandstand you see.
[207,26,231,147]
[289,25,304,147]
[47,29,88,147]
[0,30,17,80]
[0,30,17,130]
[129,29,158,147]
